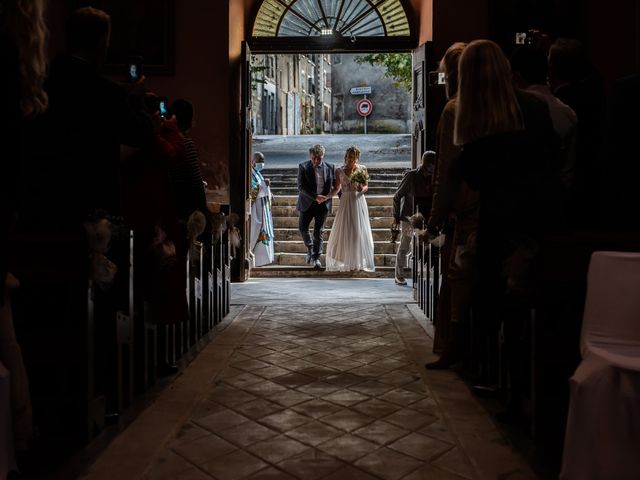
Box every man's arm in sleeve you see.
[297,164,316,201]
[393,171,411,221]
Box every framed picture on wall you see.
[73,0,175,74]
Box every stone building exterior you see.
[252,54,332,135]
[331,54,411,134]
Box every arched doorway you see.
[232,0,437,282]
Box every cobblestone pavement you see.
[84,302,536,480]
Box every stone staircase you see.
[251,167,409,278]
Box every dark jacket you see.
[19,53,153,232]
[393,167,432,222]
[296,160,336,212]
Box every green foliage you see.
[354,53,412,92]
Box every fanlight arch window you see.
[252,0,410,38]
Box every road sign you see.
[350,86,372,95]
[357,98,373,117]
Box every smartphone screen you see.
[159,98,169,118]
[126,56,143,83]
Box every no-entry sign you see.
[357,98,373,117]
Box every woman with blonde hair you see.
[453,40,559,420]
[0,0,48,464]
[426,42,481,370]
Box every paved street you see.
[253,134,411,168]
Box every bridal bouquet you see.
[350,167,369,186]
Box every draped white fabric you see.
[561,251,640,480]
[325,167,375,272]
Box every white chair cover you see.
[0,362,17,479]
[560,251,640,480]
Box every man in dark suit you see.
[297,144,336,270]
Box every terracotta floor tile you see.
[253,365,291,379]
[222,371,265,389]
[383,408,438,431]
[247,435,310,464]
[354,447,424,480]
[401,464,470,480]
[321,389,370,407]
[190,399,228,420]
[297,381,343,397]
[348,380,395,396]
[232,358,273,372]
[237,346,274,358]
[431,447,476,480]
[379,388,427,407]
[259,409,312,432]
[217,419,279,447]
[208,385,258,407]
[388,432,454,461]
[417,419,457,445]
[349,365,390,379]
[271,372,317,388]
[297,366,340,379]
[194,409,251,433]
[321,465,380,480]
[352,398,402,418]
[259,353,297,365]
[377,371,419,387]
[171,434,237,466]
[305,352,336,364]
[319,409,375,432]
[232,398,284,420]
[353,420,410,446]
[244,380,290,397]
[285,420,344,446]
[277,449,345,480]
[410,398,442,416]
[169,423,212,449]
[290,399,344,419]
[245,466,297,479]
[317,433,380,462]
[323,372,366,388]
[267,389,315,407]
[201,449,268,480]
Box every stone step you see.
[250,266,395,278]
[273,253,397,267]
[272,187,397,195]
[271,205,393,217]
[274,215,394,229]
[268,177,404,185]
[274,240,399,255]
[275,228,391,242]
[272,195,393,207]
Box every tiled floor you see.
[83,281,537,480]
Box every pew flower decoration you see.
[227,213,242,259]
[210,212,227,243]
[84,211,118,291]
[349,167,370,186]
[187,210,208,263]
[151,225,177,270]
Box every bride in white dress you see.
[325,146,375,272]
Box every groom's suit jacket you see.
[296,160,335,212]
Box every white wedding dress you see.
[326,166,375,272]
